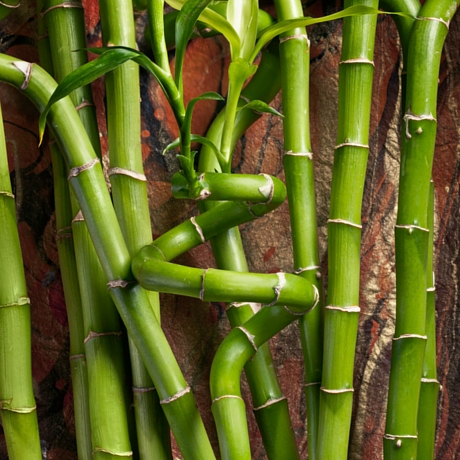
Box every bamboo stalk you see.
[97,0,172,456]
[384,2,459,458]
[317,2,378,459]
[0,53,215,460]
[417,180,440,460]
[273,0,323,457]
[0,103,42,460]
[36,3,93,456]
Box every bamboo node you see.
[75,99,95,111]
[212,394,244,404]
[279,34,310,47]
[0,190,14,199]
[403,109,436,139]
[384,434,417,440]
[334,142,369,150]
[320,387,354,394]
[253,396,287,411]
[13,61,32,91]
[421,378,440,384]
[304,381,321,388]
[392,334,427,341]
[42,1,83,16]
[0,402,36,413]
[266,272,286,306]
[0,0,20,8]
[198,188,211,200]
[71,209,84,223]
[228,302,261,314]
[394,224,429,234]
[311,285,320,311]
[160,386,191,404]
[150,244,167,261]
[236,326,258,352]
[92,447,133,457]
[68,157,100,179]
[240,95,251,104]
[339,58,375,66]
[327,218,362,229]
[418,16,450,29]
[69,353,85,361]
[133,386,156,393]
[427,286,436,292]
[246,203,259,218]
[294,265,320,274]
[284,150,313,160]
[200,269,208,300]
[107,279,135,289]
[0,296,30,308]
[108,167,147,182]
[326,305,360,313]
[191,216,206,244]
[56,226,73,241]
[283,305,307,316]
[84,330,123,344]
[258,173,274,204]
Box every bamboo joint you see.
[12,61,32,90]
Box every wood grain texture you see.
[0,1,460,458]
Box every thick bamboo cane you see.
[0,103,42,460]
[384,2,459,458]
[317,2,378,459]
[0,54,215,460]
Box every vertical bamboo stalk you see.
[384,2,459,458]
[273,0,323,457]
[317,2,378,459]
[0,103,42,460]
[97,0,172,456]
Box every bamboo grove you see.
[0,0,458,458]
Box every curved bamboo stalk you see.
[273,0,323,457]
[97,0,172,456]
[317,2,378,459]
[384,2,459,458]
[0,103,42,460]
[0,53,215,460]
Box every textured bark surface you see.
[0,1,460,458]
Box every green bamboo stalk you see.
[273,0,323,457]
[417,180,440,460]
[97,0,172,456]
[42,2,135,457]
[197,46,301,459]
[36,3,93,457]
[384,2,459,458]
[317,2,378,459]
[0,0,19,21]
[0,53,215,460]
[0,103,42,460]
[210,298,318,460]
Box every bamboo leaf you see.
[175,0,215,89]
[227,0,258,59]
[250,5,414,62]
[166,0,241,58]
[239,100,283,117]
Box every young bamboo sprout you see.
[317,2,378,459]
[273,0,323,457]
[384,1,459,458]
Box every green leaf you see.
[163,138,180,155]
[228,58,257,84]
[239,99,283,117]
[191,135,227,171]
[250,5,413,62]
[166,0,241,58]
[175,0,215,90]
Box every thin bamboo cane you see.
[42,2,135,457]
[417,180,440,460]
[0,103,42,460]
[384,2,459,458]
[273,0,323,457]
[317,2,378,459]
[97,0,171,456]
[36,4,93,457]
[0,53,215,460]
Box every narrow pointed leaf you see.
[163,138,181,155]
[250,5,413,61]
[227,0,258,59]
